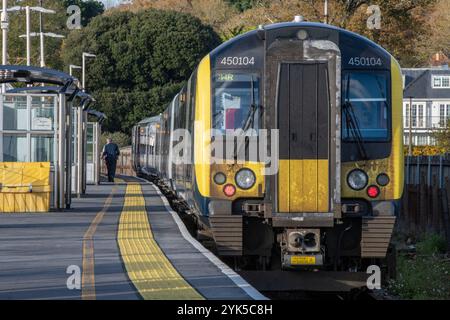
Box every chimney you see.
[430,51,449,68]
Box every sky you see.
[100,0,131,9]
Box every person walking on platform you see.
[102,138,120,182]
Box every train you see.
[131,20,404,273]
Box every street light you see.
[69,64,81,76]
[9,5,55,66]
[20,32,64,67]
[408,96,413,156]
[82,52,96,90]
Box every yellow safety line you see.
[81,186,116,300]
[118,183,203,300]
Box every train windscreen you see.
[342,71,390,141]
[212,72,260,133]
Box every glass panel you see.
[418,105,424,127]
[442,77,450,88]
[342,72,389,140]
[3,134,27,161]
[31,135,54,162]
[433,77,441,87]
[213,72,260,133]
[3,96,27,130]
[405,104,409,128]
[31,96,54,130]
[86,124,94,163]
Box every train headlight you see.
[214,172,226,185]
[347,169,368,191]
[235,169,256,190]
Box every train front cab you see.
[199,23,403,271]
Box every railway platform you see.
[0,175,265,300]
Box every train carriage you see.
[133,20,404,273]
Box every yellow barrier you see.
[0,162,51,213]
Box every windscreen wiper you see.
[344,76,368,160]
[234,75,259,160]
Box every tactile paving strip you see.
[117,183,203,300]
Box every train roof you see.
[137,115,160,125]
[210,21,394,64]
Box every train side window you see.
[342,71,390,141]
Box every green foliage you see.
[432,119,450,153]
[101,131,130,148]
[388,233,450,299]
[225,0,260,12]
[416,233,447,255]
[63,0,105,26]
[61,9,221,134]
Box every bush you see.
[101,132,130,148]
[416,233,448,255]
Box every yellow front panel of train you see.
[278,160,329,212]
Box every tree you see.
[61,9,221,134]
[221,0,436,66]
[101,131,130,148]
[114,0,237,39]
[225,0,264,12]
[415,0,450,63]
[432,121,450,154]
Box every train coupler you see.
[279,229,323,268]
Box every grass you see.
[388,233,450,300]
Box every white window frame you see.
[432,75,450,89]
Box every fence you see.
[100,146,134,177]
[400,155,450,248]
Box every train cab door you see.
[265,36,341,223]
[277,62,330,213]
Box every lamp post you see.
[69,64,81,76]
[324,0,329,24]
[408,96,413,156]
[9,6,55,66]
[1,0,8,66]
[19,32,64,67]
[1,0,8,92]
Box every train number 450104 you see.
[220,56,255,66]
[348,56,382,67]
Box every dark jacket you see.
[102,142,120,161]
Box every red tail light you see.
[367,185,380,198]
[223,184,236,197]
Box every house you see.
[402,56,450,146]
